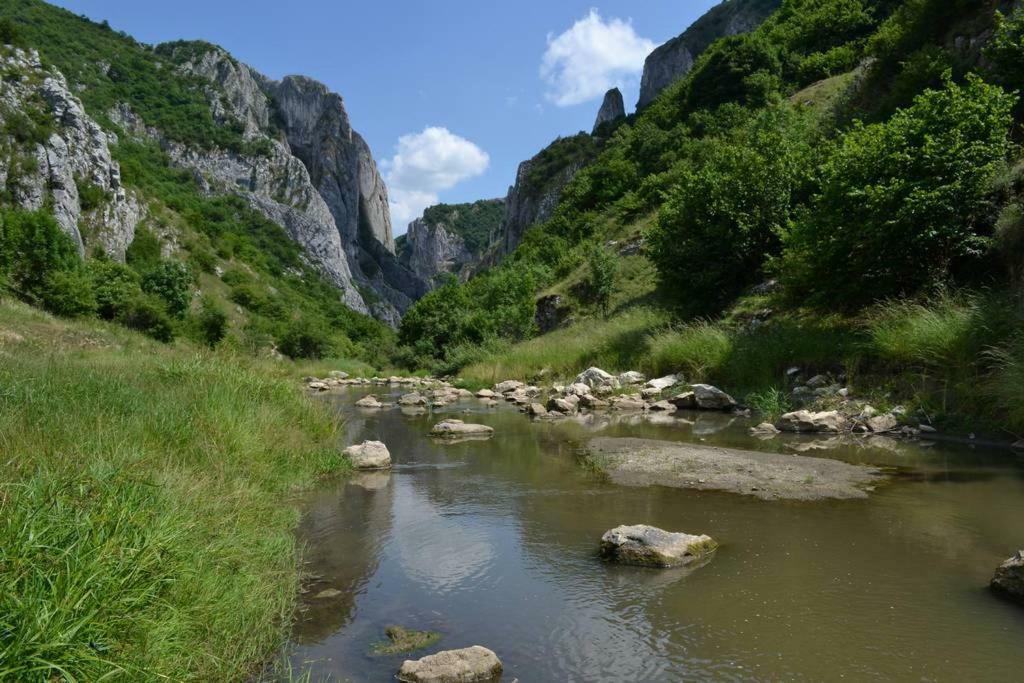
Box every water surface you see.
[287,388,1024,681]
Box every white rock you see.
[397,646,502,683]
[343,441,392,470]
[430,420,495,438]
[600,524,717,568]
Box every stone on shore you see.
[619,371,646,385]
[600,524,717,568]
[397,646,503,683]
[527,403,548,417]
[777,410,847,434]
[431,420,495,438]
[575,367,620,391]
[691,384,737,410]
[343,441,392,470]
[646,374,680,392]
[328,371,349,379]
[493,380,524,394]
[649,400,676,412]
[475,389,496,399]
[669,392,696,410]
[867,414,899,433]
[308,381,329,392]
[548,397,578,414]
[991,551,1024,604]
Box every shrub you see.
[780,76,1015,308]
[86,258,142,319]
[0,209,80,300]
[125,227,163,270]
[586,245,617,316]
[41,269,97,317]
[195,296,228,348]
[986,8,1024,92]
[277,317,336,360]
[141,260,192,318]
[115,293,175,342]
[75,176,110,211]
[0,16,22,46]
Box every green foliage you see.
[75,175,109,211]
[141,260,192,318]
[650,105,817,313]
[586,245,617,316]
[277,317,335,360]
[780,76,1014,308]
[0,16,22,46]
[984,8,1024,92]
[195,296,228,347]
[523,133,600,194]
[685,32,784,112]
[125,226,163,270]
[421,199,505,254]
[86,258,142,320]
[0,209,80,300]
[40,268,97,317]
[115,292,175,342]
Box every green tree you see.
[780,75,1014,307]
[195,296,228,348]
[0,210,80,301]
[86,259,143,320]
[142,261,193,318]
[41,270,97,317]
[587,245,617,316]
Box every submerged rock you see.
[430,420,495,438]
[992,551,1024,604]
[397,646,503,683]
[373,625,442,656]
[343,441,392,470]
[600,524,717,568]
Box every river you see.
[284,386,1024,681]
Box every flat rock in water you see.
[587,437,882,501]
[343,441,392,470]
[355,395,384,409]
[601,524,716,568]
[431,420,495,438]
[777,410,847,434]
[992,550,1024,604]
[397,646,503,683]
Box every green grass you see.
[0,300,349,681]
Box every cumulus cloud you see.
[385,126,490,227]
[541,9,655,107]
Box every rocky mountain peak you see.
[593,88,626,134]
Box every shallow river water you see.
[286,387,1024,681]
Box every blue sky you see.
[52,0,718,232]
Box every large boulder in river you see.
[600,524,717,568]
[397,645,503,683]
[991,551,1024,604]
[343,441,392,470]
[430,419,495,438]
[399,393,428,406]
[777,410,847,434]
[691,384,737,410]
[355,395,384,409]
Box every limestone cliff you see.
[637,0,781,109]
[0,47,142,259]
[398,198,504,287]
[593,88,625,135]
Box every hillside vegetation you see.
[0,0,394,366]
[400,0,1024,435]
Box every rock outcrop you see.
[0,48,142,259]
[600,524,717,568]
[592,87,625,134]
[637,0,782,109]
[398,199,504,287]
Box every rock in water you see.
[343,441,392,470]
[992,551,1024,604]
[397,646,503,683]
[601,525,717,568]
[592,87,625,134]
[430,420,495,438]
[355,395,384,408]
[777,410,847,434]
[691,384,737,410]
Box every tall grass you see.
[0,301,347,681]
[643,322,732,380]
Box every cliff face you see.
[0,47,142,259]
[154,45,427,323]
[399,198,504,287]
[637,0,781,109]
[592,88,626,135]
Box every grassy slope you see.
[0,300,350,681]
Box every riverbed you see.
[285,386,1024,681]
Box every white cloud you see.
[541,9,655,107]
[385,126,490,227]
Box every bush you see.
[277,317,336,360]
[0,209,80,300]
[195,296,228,348]
[115,293,175,342]
[125,227,163,270]
[141,260,192,318]
[780,76,1015,308]
[75,176,110,211]
[41,269,97,317]
[0,16,21,46]
[86,259,143,320]
[586,245,617,316]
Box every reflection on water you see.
[287,388,1024,681]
